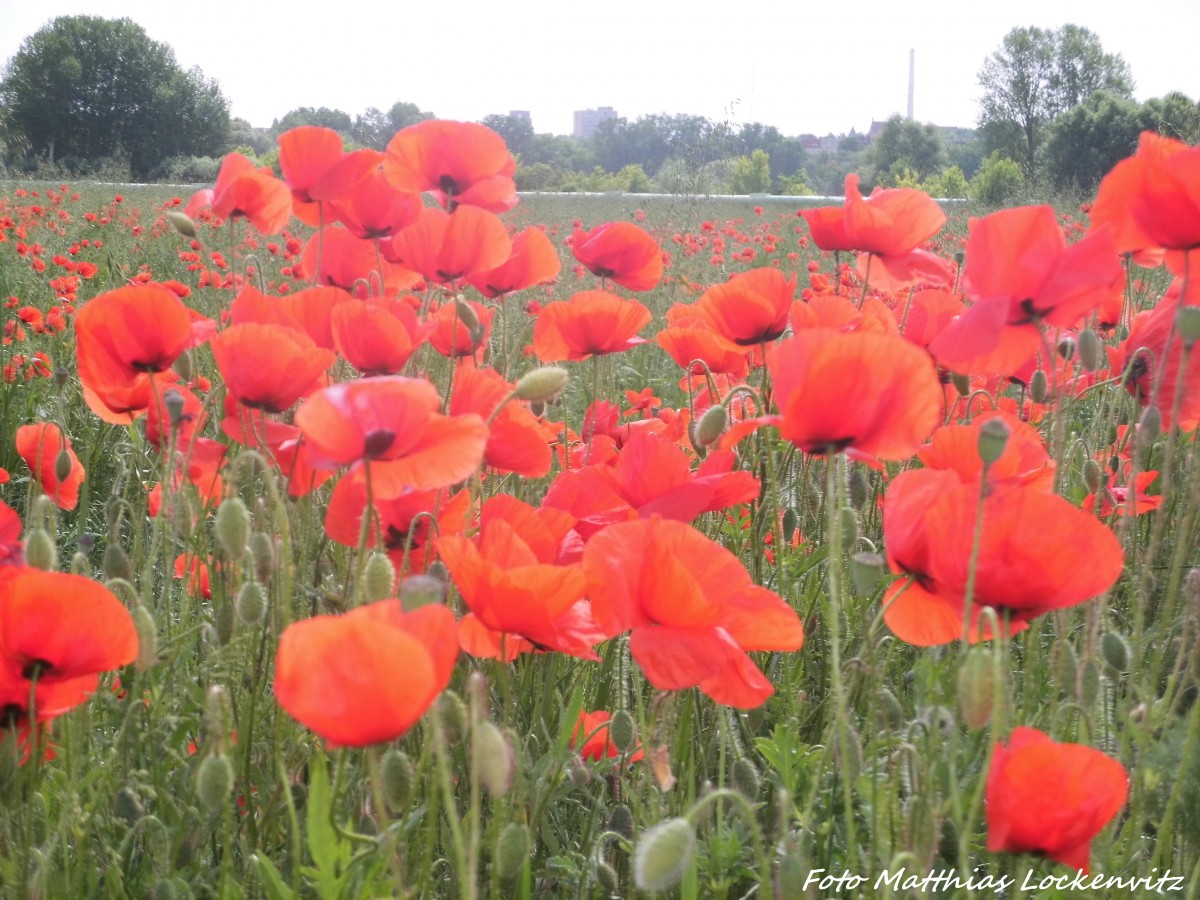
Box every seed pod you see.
[133,604,158,671]
[1177,305,1200,346]
[235,580,267,626]
[956,646,995,730]
[195,754,234,811]
[850,551,885,595]
[610,709,637,755]
[634,818,697,892]
[215,497,250,562]
[494,822,531,881]
[361,552,395,604]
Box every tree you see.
[970,152,1025,206]
[271,106,353,138]
[864,115,946,185]
[1139,91,1200,144]
[1042,90,1142,192]
[1,16,231,179]
[353,101,435,149]
[480,113,534,160]
[978,25,1133,173]
[729,149,771,194]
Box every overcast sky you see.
[1,1,1197,138]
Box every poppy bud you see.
[54,366,70,389]
[215,598,235,645]
[1177,305,1200,347]
[610,709,637,755]
[839,507,858,547]
[133,604,158,671]
[474,720,515,796]
[1138,406,1162,451]
[775,834,807,898]
[205,684,231,741]
[956,646,995,730]
[694,404,728,448]
[1077,328,1101,372]
[567,754,590,789]
[731,757,761,799]
[235,580,267,626]
[1100,631,1131,674]
[494,822,531,881]
[1077,659,1101,706]
[595,861,620,894]
[174,349,195,383]
[249,533,275,584]
[215,497,250,562]
[196,753,234,811]
[453,297,480,334]
[847,468,870,510]
[877,687,905,728]
[379,749,413,812]
[950,372,971,396]
[781,507,800,544]
[1056,336,1075,360]
[634,818,696,892]
[161,389,186,430]
[609,803,634,839]
[1029,369,1048,404]
[24,528,57,571]
[436,691,468,744]
[850,551,885,595]
[1054,640,1078,691]
[529,400,546,417]
[71,551,91,577]
[166,210,198,239]
[977,417,1011,466]
[113,786,144,827]
[831,723,863,780]
[361,553,395,604]
[427,560,449,584]
[151,878,179,900]
[103,543,133,582]
[399,574,444,611]
[514,366,569,403]
[1083,458,1105,493]
[54,449,73,484]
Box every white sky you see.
[1,1,1197,138]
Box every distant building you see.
[573,107,617,140]
[510,110,531,122]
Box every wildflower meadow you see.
[0,121,1198,899]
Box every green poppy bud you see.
[634,818,697,892]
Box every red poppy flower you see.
[1083,469,1161,518]
[655,312,750,377]
[930,206,1123,377]
[427,298,495,360]
[210,323,334,413]
[583,517,804,708]
[437,496,601,661]
[690,268,796,345]
[986,727,1128,873]
[450,364,553,478]
[294,376,488,497]
[382,205,512,284]
[767,329,941,460]
[212,152,293,235]
[383,120,517,213]
[803,174,945,257]
[174,553,212,600]
[15,423,85,511]
[274,601,458,747]
[1090,130,1200,257]
[230,283,346,351]
[571,222,663,291]
[331,296,427,376]
[301,226,422,296]
[572,710,644,763]
[467,226,562,298]
[532,291,651,362]
[314,149,424,240]
[917,411,1054,491]
[277,126,345,226]
[882,469,1124,646]
[0,501,24,570]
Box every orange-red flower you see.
[804,174,945,257]
[15,423,85,510]
[572,710,644,762]
[277,126,345,226]
[583,517,803,708]
[210,323,334,413]
[689,268,796,345]
[986,727,1128,873]
[767,329,941,459]
[212,152,293,235]
[468,226,561,298]
[0,501,24,570]
[302,226,422,296]
[383,205,512,284]
[450,364,553,478]
[532,291,651,362]
[383,120,517,213]
[274,601,458,747]
[316,149,423,240]
[331,296,427,376]
[571,222,663,291]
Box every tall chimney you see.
[907,49,915,120]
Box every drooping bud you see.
[163,389,187,430]
[70,551,91,577]
[1083,458,1105,493]
[361,552,395,604]
[474,720,515,796]
[379,749,413,812]
[399,574,443,611]
[977,417,1011,466]
[781,507,800,544]
[195,754,234,811]
[634,818,697,892]
[1077,659,1101,706]
[1100,630,1131,674]
[214,497,250,562]
[174,349,195,383]
[166,210,198,239]
[133,604,158,671]
[113,786,144,826]
[956,646,996,730]
[595,861,620,894]
[850,551,886,595]
[1056,336,1075,360]
[693,403,728,448]
[205,684,231,743]
[494,822,531,881]
[24,529,57,571]
[1138,406,1162,451]
[839,507,858,547]
[235,580,267,626]
[1077,328,1101,371]
[610,709,637,755]
[514,366,569,404]
[54,449,73,484]
[1029,369,1048,404]
[609,804,634,839]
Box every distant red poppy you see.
[468,226,562,298]
[212,152,293,235]
[690,268,796,345]
[382,205,512,284]
[583,517,804,708]
[767,329,941,459]
[0,501,23,570]
[210,323,334,413]
[986,727,1128,873]
[15,423,85,511]
[571,222,664,291]
[804,174,945,257]
[277,126,345,226]
[917,411,1054,491]
[331,296,427,376]
[275,601,458,747]
[383,120,517,213]
[427,299,494,359]
[1083,469,1161,518]
[174,553,212,600]
[532,291,651,362]
[572,710,644,762]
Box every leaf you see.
[253,855,296,900]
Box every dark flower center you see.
[363,429,396,459]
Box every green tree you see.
[864,115,947,185]
[729,149,771,193]
[969,152,1025,206]
[924,165,969,199]
[0,16,231,178]
[978,25,1133,174]
[1042,90,1142,192]
[271,106,353,138]
[1139,91,1200,144]
[352,102,434,150]
[480,113,534,160]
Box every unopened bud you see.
[1177,305,1200,347]
[956,646,995,730]
[436,691,468,744]
[514,367,569,403]
[1055,641,1078,691]
[847,468,870,510]
[1138,406,1162,451]
[163,389,186,429]
[694,404,728,448]
[1077,328,1101,371]
[877,687,905,728]
[174,350,195,383]
[781,507,800,544]
[166,210,198,239]
[850,551,885,595]
[474,720,515,796]
[1083,458,1105,493]
[54,449,73,484]
[634,818,697,892]
[399,574,443,611]
[103,543,132,582]
[1056,336,1075,360]
[361,553,395,604]
[235,580,267,626]
[950,372,971,396]
[1029,369,1048,404]
[113,786,144,826]
[610,709,637,755]
[24,528,57,570]
[731,757,760,799]
[249,533,275,583]
[380,749,413,812]
[205,684,231,741]
[133,604,158,671]
[839,507,858,547]
[595,861,620,893]
[195,753,234,811]
[215,497,250,562]
[494,822,531,881]
[70,551,91,577]
[977,416,1011,465]
[609,804,634,839]
[1077,659,1101,706]
[1100,631,1131,674]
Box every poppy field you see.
[0,122,1198,899]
